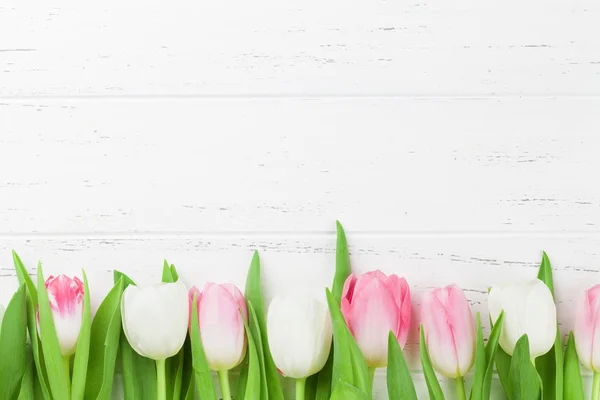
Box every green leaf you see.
[563,332,584,400]
[473,312,505,400]
[314,353,333,400]
[162,263,185,400]
[330,380,369,400]
[17,360,35,400]
[12,251,51,400]
[326,288,370,397]
[470,313,486,400]
[244,250,284,400]
[113,270,136,289]
[243,304,261,399]
[190,293,217,398]
[332,220,351,303]
[387,330,417,400]
[420,324,445,400]
[247,302,268,400]
[509,335,541,400]
[37,263,70,400]
[537,251,555,297]
[12,251,38,305]
[84,278,125,400]
[162,260,175,283]
[492,310,512,398]
[180,338,195,400]
[482,312,504,399]
[71,270,91,400]
[536,251,563,400]
[0,284,28,400]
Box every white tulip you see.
[488,279,556,358]
[267,295,332,379]
[121,281,189,360]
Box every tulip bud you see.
[121,281,189,360]
[421,285,476,378]
[488,279,556,358]
[37,274,85,356]
[189,283,247,371]
[267,295,332,379]
[574,284,600,371]
[341,270,411,367]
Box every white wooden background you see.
[1,0,599,398]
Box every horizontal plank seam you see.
[1,231,600,239]
[2,94,600,101]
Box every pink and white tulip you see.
[341,270,411,368]
[574,284,600,371]
[421,285,476,378]
[39,274,85,356]
[189,283,247,371]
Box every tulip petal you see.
[341,274,358,325]
[488,280,556,358]
[523,281,557,358]
[199,283,246,371]
[222,283,248,321]
[422,289,460,378]
[349,276,399,367]
[575,285,600,371]
[121,282,189,360]
[267,296,332,379]
[384,275,411,348]
[44,275,85,356]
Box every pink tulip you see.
[421,285,476,378]
[341,270,411,367]
[574,284,600,371]
[38,274,85,356]
[189,283,248,371]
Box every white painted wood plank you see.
[0,234,597,398]
[1,98,598,234]
[1,0,599,96]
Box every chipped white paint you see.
[1,0,599,398]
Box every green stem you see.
[368,366,377,389]
[593,372,600,400]
[63,356,71,399]
[296,378,306,400]
[218,370,232,400]
[455,376,467,400]
[156,359,166,400]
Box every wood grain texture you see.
[2,0,599,397]
[1,98,599,235]
[1,0,599,97]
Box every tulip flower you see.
[488,279,556,358]
[341,270,411,368]
[421,285,475,400]
[121,281,189,400]
[575,284,600,371]
[267,295,332,400]
[574,284,600,400]
[38,274,85,357]
[189,283,247,400]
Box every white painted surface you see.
[1,0,599,398]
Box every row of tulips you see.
[0,222,597,400]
